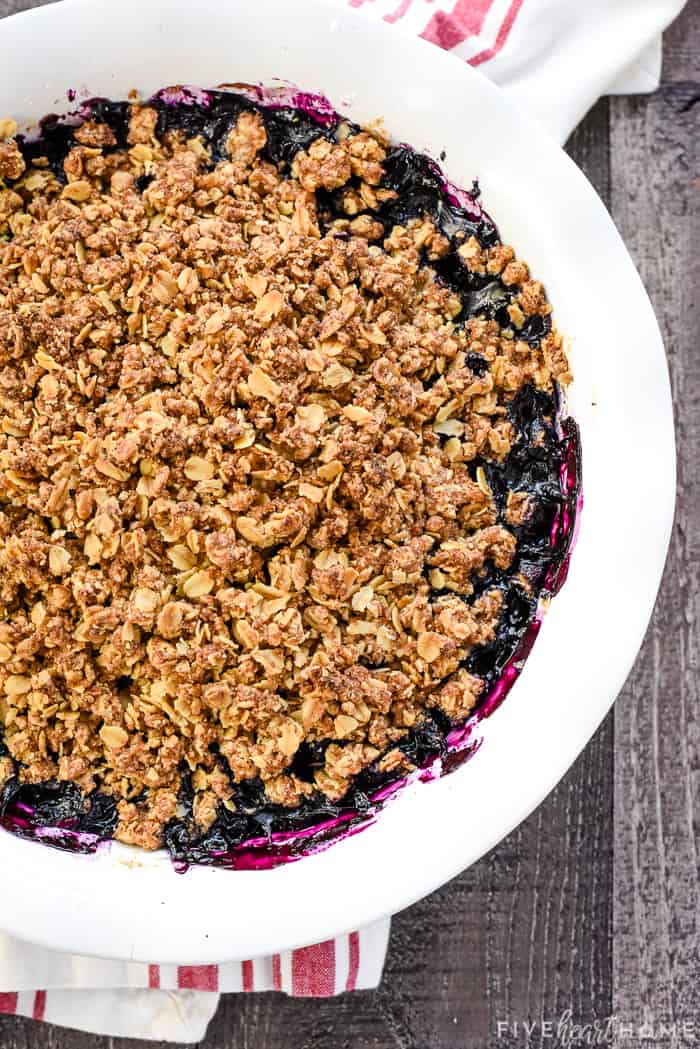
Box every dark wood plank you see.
[611,1,700,1042]
[0,13,618,1049]
[663,0,700,82]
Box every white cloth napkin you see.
[0,0,686,1042]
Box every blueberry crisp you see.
[0,88,577,865]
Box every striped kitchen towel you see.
[343,0,687,142]
[0,923,390,1040]
[0,0,687,1043]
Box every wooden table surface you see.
[0,1,697,1045]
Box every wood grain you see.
[611,1,700,1044]
[663,0,700,82]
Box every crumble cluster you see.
[0,105,570,849]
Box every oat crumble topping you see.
[0,91,572,855]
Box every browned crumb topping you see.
[0,106,570,849]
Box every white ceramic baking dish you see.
[0,0,674,963]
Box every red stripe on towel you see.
[241,960,254,992]
[272,954,282,991]
[177,965,219,991]
[345,931,360,991]
[148,965,160,989]
[468,0,525,65]
[291,940,336,996]
[384,0,417,23]
[421,0,494,49]
[0,993,18,1014]
[32,990,46,1021]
